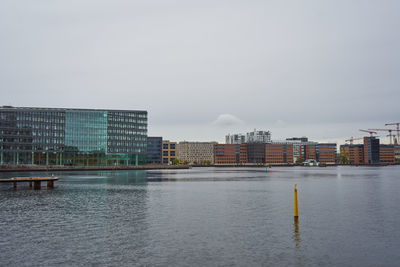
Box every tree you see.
[337,154,349,165]
[173,158,180,165]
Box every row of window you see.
[163,144,176,149]
[108,112,147,118]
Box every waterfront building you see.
[317,143,337,164]
[364,137,380,164]
[214,144,247,165]
[246,143,266,164]
[147,137,162,164]
[162,141,177,164]
[380,145,395,164]
[215,140,336,165]
[349,144,365,165]
[0,106,147,166]
[304,144,317,161]
[292,142,336,164]
[340,138,395,165]
[265,143,294,164]
[177,141,217,164]
[394,145,400,160]
[278,139,315,163]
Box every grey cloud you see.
[1,0,399,142]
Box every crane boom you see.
[368,128,396,144]
[359,129,377,136]
[385,122,400,145]
[345,137,364,145]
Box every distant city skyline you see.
[1,0,399,145]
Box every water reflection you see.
[2,167,400,266]
[293,217,303,266]
[293,217,300,247]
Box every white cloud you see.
[212,114,244,127]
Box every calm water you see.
[1,166,400,266]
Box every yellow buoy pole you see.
[294,183,299,218]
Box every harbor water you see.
[1,166,400,266]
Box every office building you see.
[265,143,294,164]
[317,143,337,164]
[216,138,337,165]
[147,137,162,164]
[349,144,365,165]
[247,143,266,164]
[214,144,247,165]
[340,138,395,165]
[364,137,380,164]
[380,145,395,164]
[177,141,217,164]
[0,106,147,166]
[162,141,177,164]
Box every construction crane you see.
[345,137,364,145]
[359,129,378,137]
[385,122,400,145]
[368,128,396,144]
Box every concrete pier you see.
[0,177,58,190]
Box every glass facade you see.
[146,137,162,164]
[0,106,147,166]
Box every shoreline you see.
[0,164,191,173]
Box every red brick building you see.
[215,142,336,165]
[304,144,317,161]
[348,145,364,165]
[214,144,247,164]
[265,144,294,164]
[380,145,395,164]
[318,143,337,164]
[341,139,395,165]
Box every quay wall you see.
[0,164,191,172]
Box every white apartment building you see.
[226,129,271,144]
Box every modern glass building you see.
[146,137,162,164]
[0,106,147,166]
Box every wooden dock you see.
[0,177,58,190]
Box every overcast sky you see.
[1,0,399,144]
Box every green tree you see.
[338,154,349,165]
[173,158,180,165]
